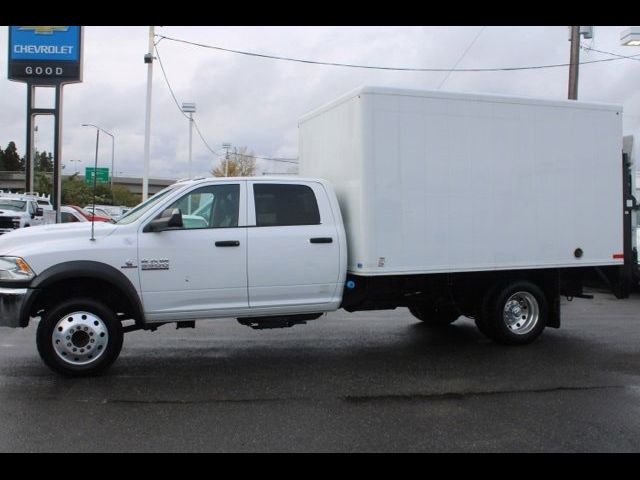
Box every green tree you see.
[35,151,54,173]
[61,174,93,206]
[3,142,22,171]
[212,146,256,177]
[34,172,52,196]
[111,185,141,207]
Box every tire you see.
[475,284,500,338]
[409,305,459,326]
[36,297,124,377]
[479,280,548,345]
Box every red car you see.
[67,205,113,223]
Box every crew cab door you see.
[138,181,248,321]
[246,181,341,309]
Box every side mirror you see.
[144,208,183,232]
[35,208,43,217]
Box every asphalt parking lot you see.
[1,291,640,452]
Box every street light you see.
[69,159,82,174]
[621,27,640,46]
[81,124,115,189]
[181,102,196,178]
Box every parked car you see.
[60,206,88,223]
[66,205,112,223]
[84,205,128,221]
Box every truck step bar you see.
[237,313,323,330]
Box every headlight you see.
[0,257,35,281]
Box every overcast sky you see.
[1,25,639,179]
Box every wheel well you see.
[29,277,143,325]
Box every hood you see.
[0,210,20,216]
[0,221,118,256]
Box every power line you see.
[156,33,640,73]
[581,44,640,62]
[154,44,221,157]
[437,26,486,89]
[154,44,298,165]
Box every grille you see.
[0,217,17,229]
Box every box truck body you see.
[299,86,624,276]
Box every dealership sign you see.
[8,26,83,84]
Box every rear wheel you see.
[477,280,547,344]
[36,298,123,377]
[409,305,459,326]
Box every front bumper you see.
[0,287,28,328]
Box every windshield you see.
[0,200,26,212]
[116,185,181,225]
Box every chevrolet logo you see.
[18,26,69,35]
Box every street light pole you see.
[142,26,155,201]
[181,102,196,178]
[69,159,82,174]
[89,128,99,241]
[222,143,231,177]
[82,123,114,188]
[109,134,115,190]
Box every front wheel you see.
[36,298,124,377]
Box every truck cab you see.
[0,195,44,233]
[0,177,346,376]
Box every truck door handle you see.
[215,240,240,247]
[310,237,333,244]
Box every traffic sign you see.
[85,167,109,185]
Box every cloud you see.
[1,25,639,180]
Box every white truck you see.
[0,192,48,233]
[0,86,634,376]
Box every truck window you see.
[166,184,240,229]
[253,184,320,227]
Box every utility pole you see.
[222,143,231,177]
[142,26,155,201]
[568,26,580,100]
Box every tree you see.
[61,174,93,206]
[35,150,54,173]
[211,146,256,177]
[3,142,22,171]
[35,172,52,196]
[111,185,141,207]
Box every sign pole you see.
[53,84,63,223]
[25,85,35,192]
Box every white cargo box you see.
[299,86,623,276]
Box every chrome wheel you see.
[51,311,109,366]
[502,291,539,335]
